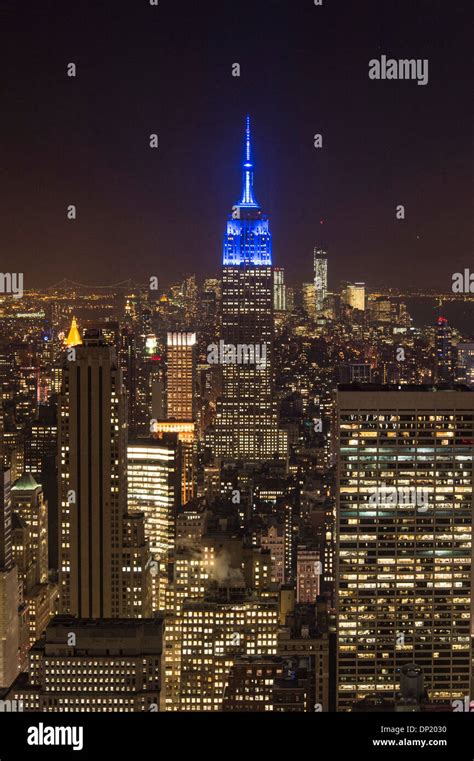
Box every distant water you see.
[402,298,474,337]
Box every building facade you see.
[336,386,473,710]
[58,330,151,619]
[166,331,196,421]
[314,248,328,313]
[180,597,278,711]
[127,437,181,558]
[215,117,282,462]
[0,468,19,689]
[6,616,164,712]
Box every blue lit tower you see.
[222,116,272,267]
[215,117,281,461]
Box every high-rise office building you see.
[296,546,321,603]
[215,116,282,462]
[222,656,285,711]
[1,422,23,483]
[277,604,330,712]
[0,468,19,688]
[23,403,58,569]
[314,248,328,313]
[166,331,196,421]
[435,317,453,382]
[119,321,138,435]
[181,276,198,324]
[147,331,198,505]
[12,512,35,597]
[7,616,164,712]
[165,514,276,710]
[13,504,58,648]
[11,473,48,585]
[336,385,473,710]
[337,362,372,385]
[58,329,151,619]
[0,347,14,405]
[273,268,286,312]
[260,525,285,584]
[11,495,57,650]
[164,545,211,710]
[342,283,366,312]
[302,283,317,319]
[455,342,474,388]
[180,597,278,711]
[10,470,56,655]
[124,294,160,437]
[0,470,13,573]
[127,436,181,558]
[24,405,58,479]
[152,420,196,505]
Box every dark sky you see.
[1,0,472,290]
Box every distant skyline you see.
[2,0,472,289]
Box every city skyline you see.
[2,1,472,291]
[0,1,473,752]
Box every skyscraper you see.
[342,283,366,312]
[0,468,19,688]
[24,403,58,569]
[58,329,151,619]
[166,331,196,421]
[273,268,286,312]
[0,470,13,573]
[455,342,474,388]
[435,316,453,383]
[296,546,321,603]
[127,436,181,558]
[146,331,198,505]
[314,248,328,313]
[11,473,48,585]
[180,598,278,710]
[24,406,58,479]
[336,385,473,710]
[302,282,317,319]
[215,117,282,461]
[119,321,138,435]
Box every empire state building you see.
[215,117,284,462]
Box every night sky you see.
[2,0,472,290]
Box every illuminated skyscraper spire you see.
[224,116,272,266]
[239,115,259,208]
[65,316,82,347]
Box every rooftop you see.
[337,383,473,393]
[12,472,40,491]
